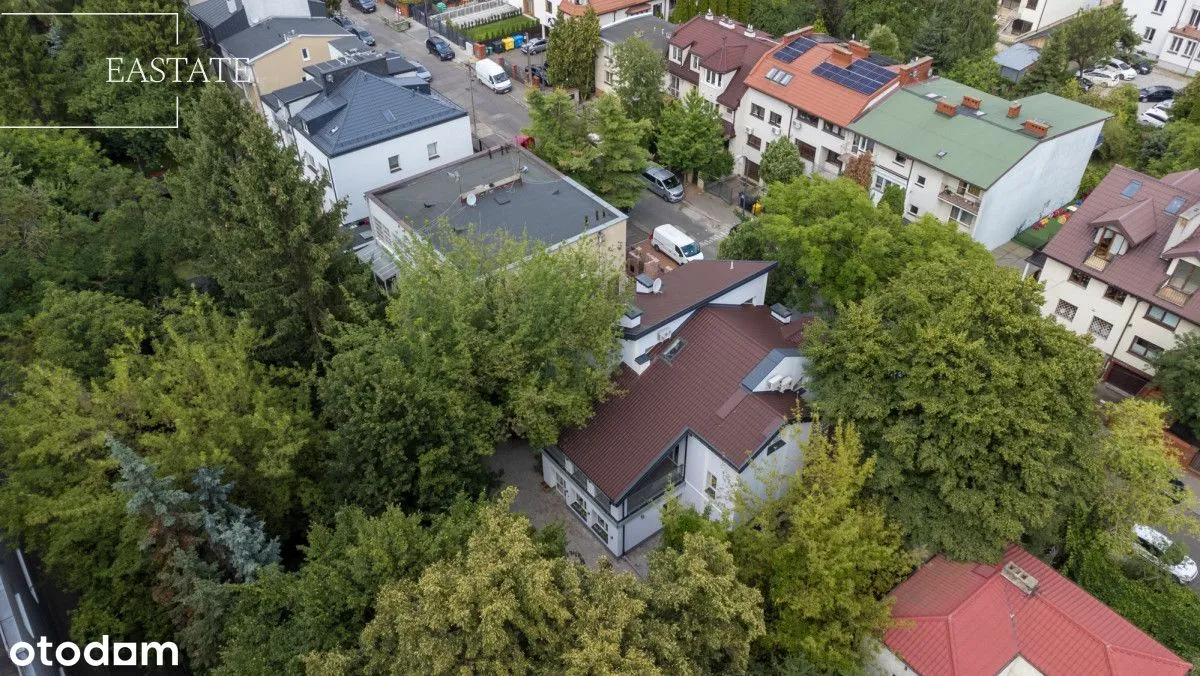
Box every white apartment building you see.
[526,0,672,32]
[1130,0,1200,75]
[848,78,1110,250]
[1038,165,1200,394]
[995,0,1107,44]
[595,14,675,95]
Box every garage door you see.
[1104,361,1150,395]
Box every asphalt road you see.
[626,189,730,259]
[0,540,57,676]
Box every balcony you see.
[624,465,684,515]
[1083,253,1111,272]
[1156,283,1192,307]
[937,188,982,213]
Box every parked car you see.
[1139,84,1175,102]
[1133,524,1198,583]
[426,36,454,61]
[651,224,703,264]
[1080,68,1120,87]
[1156,98,1175,111]
[475,59,512,93]
[1139,106,1171,128]
[1129,56,1155,74]
[642,166,683,203]
[353,26,375,47]
[409,59,432,82]
[524,63,550,86]
[521,37,548,54]
[349,0,377,12]
[330,13,354,29]
[1075,75,1095,92]
[1100,58,1138,80]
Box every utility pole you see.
[425,0,431,38]
[467,60,479,151]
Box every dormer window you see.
[1167,260,1200,296]
[1085,227,1127,270]
[705,69,723,86]
[691,54,700,70]
[671,45,683,62]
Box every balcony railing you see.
[998,0,1020,10]
[937,188,982,213]
[1156,283,1192,307]
[624,466,684,515]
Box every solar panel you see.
[812,62,884,95]
[775,36,816,63]
[848,59,895,89]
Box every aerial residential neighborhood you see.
[4,0,1200,673]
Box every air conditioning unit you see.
[771,126,782,136]
[779,376,795,391]
[766,374,783,390]
[657,328,673,342]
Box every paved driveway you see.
[487,440,654,578]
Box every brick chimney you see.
[828,46,853,68]
[848,40,870,60]
[935,99,957,116]
[1022,119,1049,137]
[790,25,815,38]
[898,56,933,86]
[1007,103,1022,118]
[961,95,981,110]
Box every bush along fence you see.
[411,1,540,54]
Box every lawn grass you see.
[454,15,538,43]
[1014,219,1065,250]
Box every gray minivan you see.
[642,167,683,203]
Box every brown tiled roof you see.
[667,15,777,110]
[667,58,698,85]
[626,260,776,338]
[559,0,648,16]
[558,305,807,499]
[1042,164,1200,324]
[1092,200,1157,245]
[745,34,899,128]
[1166,233,1200,258]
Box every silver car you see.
[642,167,683,203]
[1133,524,1198,583]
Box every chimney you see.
[704,8,714,20]
[790,25,815,38]
[1007,103,1022,118]
[828,46,853,69]
[771,303,793,324]
[226,0,237,12]
[635,273,656,293]
[898,56,933,86]
[848,40,870,60]
[744,24,756,38]
[961,95,981,110]
[1022,119,1049,138]
[1001,562,1039,596]
[935,99,957,116]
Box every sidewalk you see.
[681,185,741,233]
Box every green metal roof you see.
[848,79,1111,189]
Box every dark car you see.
[349,0,377,12]
[1130,56,1154,74]
[1075,75,1094,92]
[521,37,548,54]
[353,26,375,47]
[1140,85,1175,102]
[524,63,550,86]
[426,36,454,61]
[330,13,354,29]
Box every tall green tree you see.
[759,137,804,186]
[1154,332,1200,437]
[0,14,58,123]
[864,23,902,60]
[612,34,667,125]
[749,0,818,38]
[1144,121,1200,175]
[844,0,936,56]
[546,8,602,96]
[1017,35,1072,95]
[729,421,912,671]
[579,94,652,208]
[803,257,1104,561]
[657,89,733,182]
[1056,5,1138,72]
[20,286,155,381]
[945,53,1003,94]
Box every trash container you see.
[513,34,525,47]
[502,36,515,51]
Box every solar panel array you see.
[775,36,816,63]
[812,58,894,95]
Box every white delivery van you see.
[475,59,512,93]
[651,224,703,265]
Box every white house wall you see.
[732,87,852,182]
[294,115,473,224]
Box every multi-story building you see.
[595,14,675,95]
[531,0,672,31]
[732,27,925,182]
[1130,0,1200,75]
[665,13,777,140]
[995,0,1108,45]
[1038,165,1200,395]
[848,78,1110,250]
[544,260,811,556]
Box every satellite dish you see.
[651,278,662,293]
[466,193,477,206]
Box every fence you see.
[705,174,760,208]
[410,3,470,47]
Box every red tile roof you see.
[667,15,777,110]
[745,33,900,127]
[627,260,776,338]
[558,305,807,499]
[558,0,647,17]
[1041,165,1200,325]
[885,545,1192,676]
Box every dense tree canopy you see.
[1155,332,1200,437]
[613,34,667,125]
[1056,5,1138,72]
[759,137,804,186]
[657,89,734,182]
[546,8,602,96]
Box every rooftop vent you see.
[935,99,957,117]
[923,92,940,100]
[961,95,981,110]
[1000,562,1039,595]
[771,303,792,324]
[704,8,713,20]
[1022,119,1050,138]
[719,16,736,29]
[744,24,756,37]
[1007,103,1022,118]
[936,150,947,158]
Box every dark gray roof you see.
[307,0,326,17]
[330,35,368,55]
[383,50,418,76]
[600,15,675,53]
[188,0,242,28]
[219,17,348,59]
[368,146,624,250]
[994,43,1040,72]
[291,69,467,157]
[262,78,323,110]
[740,347,800,391]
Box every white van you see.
[651,224,703,265]
[475,59,512,94]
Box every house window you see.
[915,175,926,187]
[592,517,609,540]
[545,0,552,12]
[1103,286,1128,304]
[796,140,816,162]
[1153,0,1167,13]
[824,147,843,171]
[766,438,786,455]
[1192,8,1200,26]
[747,134,762,150]
[853,134,874,152]
[893,152,907,165]
[670,441,683,465]
[604,70,613,85]
[822,120,844,138]
[1168,36,1184,54]
[1144,27,1157,43]
[668,74,680,98]
[949,205,976,227]
[554,472,566,495]
[750,103,765,119]
[1025,0,1038,8]
[427,142,439,160]
[1089,316,1114,338]
[1146,305,1182,330]
[1185,40,1198,58]
[768,111,783,126]
[1093,227,1126,260]
[301,47,310,61]
[691,54,700,70]
[671,45,683,62]
[908,204,919,216]
[956,180,982,198]
[387,155,401,173]
[705,472,718,499]
[1069,269,1091,287]
[1130,336,1164,360]
[1054,300,1078,321]
[302,151,315,171]
[705,69,723,86]
[873,175,886,191]
[1167,261,1200,295]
